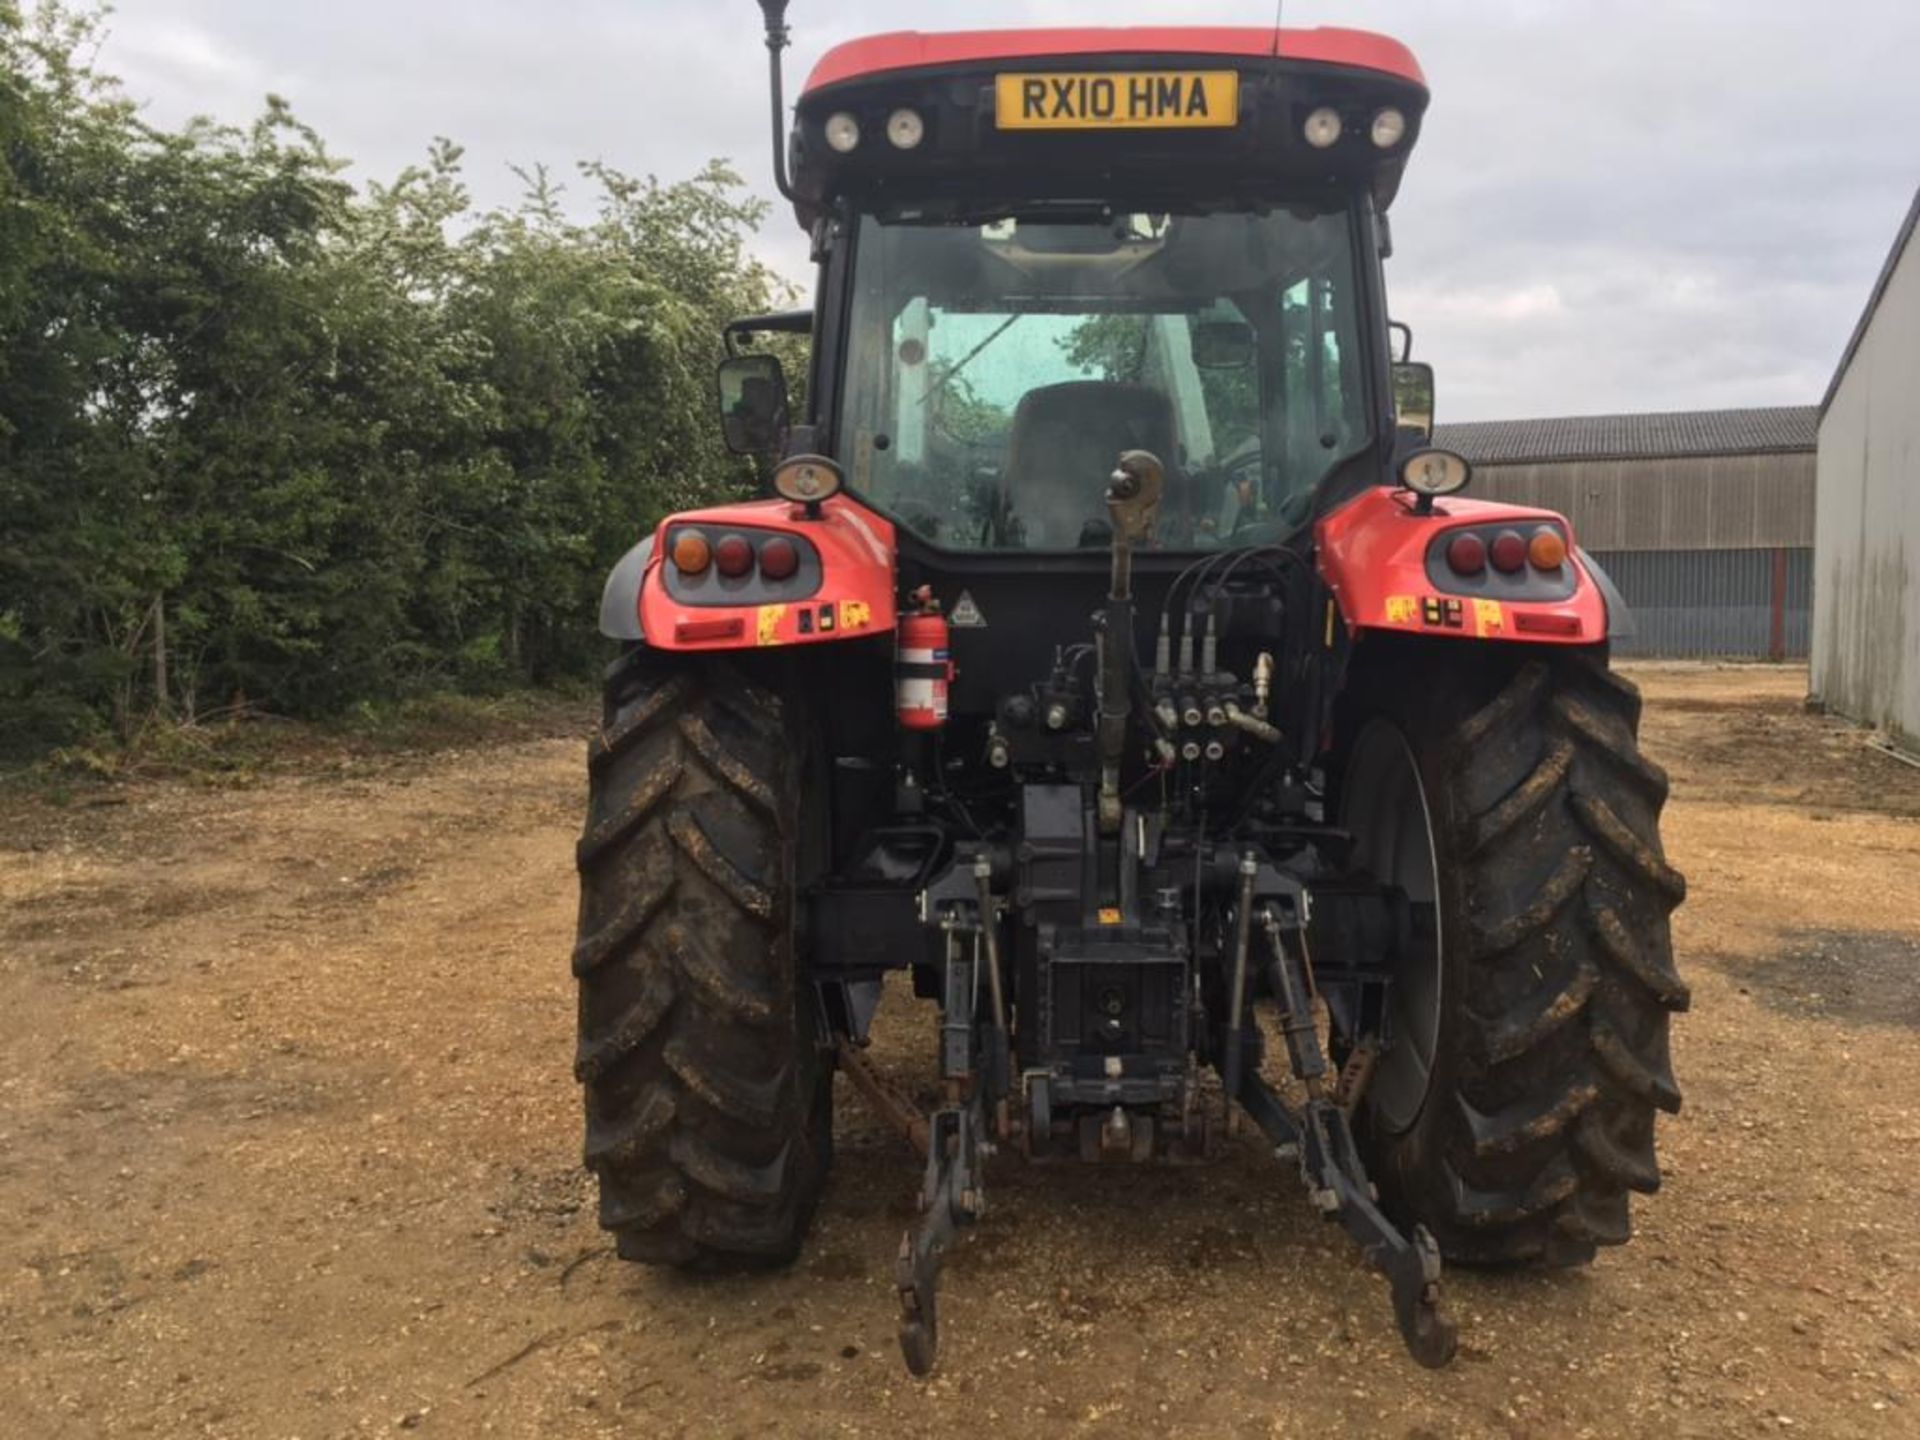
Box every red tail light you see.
[758,536,799,581]
[714,533,754,578]
[1489,529,1527,574]
[1445,532,1486,575]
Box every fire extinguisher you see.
[895,587,951,731]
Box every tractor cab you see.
[741,24,1435,553]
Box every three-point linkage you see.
[895,853,1002,1376]
[1226,879,1457,1368]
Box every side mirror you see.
[1391,360,1434,440]
[717,353,789,455]
[1190,320,1255,370]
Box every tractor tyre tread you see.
[1357,650,1685,1268]
[573,647,829,1270]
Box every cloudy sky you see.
[97,0,1918,421]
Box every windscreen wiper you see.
[920,313,1021,405]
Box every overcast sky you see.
[97,0,1919,421]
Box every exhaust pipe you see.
[756,0,799,202]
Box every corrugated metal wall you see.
[1590,548,1811,659]
[1473,452,1815,551]
[1813,200,1920,747]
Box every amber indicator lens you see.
[758,536,799,581]
[714,533,755,578]
[1489,529,1528,573]
[1445,532,1486,575]
[671,529,712,574]
[1528,527,1568,570]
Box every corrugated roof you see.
[1434,405,1817,465]
[1819,185,1920,417]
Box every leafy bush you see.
[0,3,784,755]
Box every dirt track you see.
[2,665,1917,1438]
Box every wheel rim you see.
[1340,718,1444,1135]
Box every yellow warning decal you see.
[756,604,786,646]
[1097,907,1123,926]
[1385,595,1419,624]
[838,599,872,631]
[1474,599,1505,637]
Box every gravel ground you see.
[1,663,1916,1438]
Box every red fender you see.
[637,495,898,651]
[1314,487,1607,645]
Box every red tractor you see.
[575,4,1686,1373]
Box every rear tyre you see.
[1338,646,1687,1266]
[572,648,832,1267]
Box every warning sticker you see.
[1385,595,1419,624]
[838,599,872,631]
[1474,599,1505,637]
[756,604,786,646]
[950,590,987,628]
[1097,906,1123,926]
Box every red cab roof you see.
[803,26,1425,95]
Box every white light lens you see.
[773,454,845,505]
[1303,106,1343,149]
[1399,448,1472,497]
[1371,108,1407,149]
[824,112,861,153]
[886,108,924,150]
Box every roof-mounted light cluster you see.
[825,107,926,154]
[1302,104,1408,151]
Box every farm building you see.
[1435,406,1817,659]
[1811,187,1920,749]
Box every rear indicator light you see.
[674,617,745,643]
[1528,527,1568,570]
[1445,532,1487,575]
[1489,529,1527,574]
[714,533,754,578]
[758,536,799,581]
[671,529,711,574]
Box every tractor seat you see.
[1001,382,1177,547]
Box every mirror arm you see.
[758,2,799,204]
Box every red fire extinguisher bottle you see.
[895,589,951,730]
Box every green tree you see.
[0,2,789,755]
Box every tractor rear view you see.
[573,4,1686,1373]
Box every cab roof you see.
[803,26,1426,96]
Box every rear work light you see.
[773,454,844,508]
[1303,106,1343,149]
[886,108,924,150]
[824,112,860,153]
[1371,108,1407,149]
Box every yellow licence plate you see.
[995,70,1239,131]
